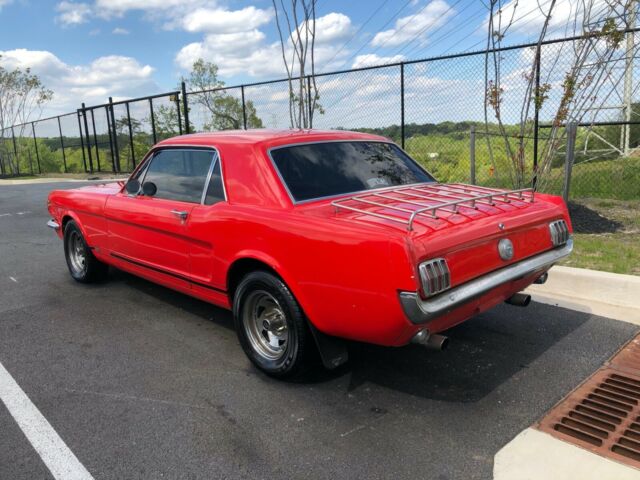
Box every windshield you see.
[270,141,435,202]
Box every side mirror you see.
[125,179,140,195]
[142,181,157,197]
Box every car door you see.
[187,156,229,299]
[105,147,216,283]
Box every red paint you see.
[48,130,572,346]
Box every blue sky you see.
[0,0,599,116]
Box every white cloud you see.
[0,0,13,10]
[0,49,158,114]
[352,54,405,69]
[55,1,92,26]
[306,12,352,44]
[371,0,453,48]
[180,6,273,33]
[175,12,354,79]
[112,27,129,35]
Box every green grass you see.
[562,233,640,275]
[559,199,640,275]
[540,157,640,200]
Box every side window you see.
[142,149,213,203]
[204,160,226,205]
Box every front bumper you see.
[399,239,574,324]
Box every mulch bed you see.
[568,201,623,234]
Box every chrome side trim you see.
[399,239,574,324]
[47,219,60,230]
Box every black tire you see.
[233,271,316,379]
[63,220,108,283]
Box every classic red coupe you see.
[47,129,572,377]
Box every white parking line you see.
[0,361,94,480]
[9,277,17,283]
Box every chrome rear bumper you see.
[399,239,573,324]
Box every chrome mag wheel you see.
[242,290,289,361]
[68,230,87,275]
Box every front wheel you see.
[63,220,108,283]
[233,271,315,378]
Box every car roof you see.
[155,129,390,149]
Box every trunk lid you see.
[300,183,569,289]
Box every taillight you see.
[418,258,451,297]
[549,219,569,246]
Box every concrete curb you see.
[526,266,640,325]
[494,429,640,480]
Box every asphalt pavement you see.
[0,181,637,480]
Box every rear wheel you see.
[63,220,108,283]
[233,271,315,378]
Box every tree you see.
[272,0,323,128]
[184,59,263,131]
[0,58,53,174]
[483,0,636,189]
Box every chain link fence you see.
[1,30,638,201]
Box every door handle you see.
[171,210,189,222]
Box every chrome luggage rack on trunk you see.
[331,183,535,231]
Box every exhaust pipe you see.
[425,334,449,350]
[411,330,449,350]
[505,293,531,307]
[534,272,548,284]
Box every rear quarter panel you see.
[48,183,121,251]
[188,203,416,345]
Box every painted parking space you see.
[0,182,638,480]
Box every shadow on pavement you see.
[344,303,590,402]
[108,267,591,403]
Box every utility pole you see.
[621,5,637,156]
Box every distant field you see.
[404,132,639,200]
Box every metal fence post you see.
[400,63,405,149]
[109,97,120,172]
[11,126,19,175]
[532,43,541,190]
[174,94,183,135]
[57,116,68,173]
[563,122,577,203]
[77,110,88,173]
[307,76,313,129]
[105,107,116,173]
[31,122,41,174]
[470,125,476,185]
[90,109,101,172]
[81,104,94,173]
[181,81,190,134]
[149,97,157,144]
[241,85,247,130]
[126,102,136,168]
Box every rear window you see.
[270,141,434,202]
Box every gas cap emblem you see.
[498,238,514,261]
[498,222,505,230]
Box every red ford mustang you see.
[47,129,572,377]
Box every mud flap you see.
[307,320,349,369]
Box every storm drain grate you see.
[537,335,640,469]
